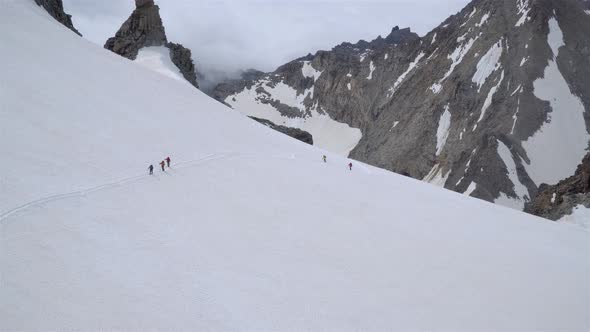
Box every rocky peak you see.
[384,26,419,44]
[105,0,199,89]
[34,0,81,36]
[136,0,155,8]
[104,0,167,59]
[333,26,419,53]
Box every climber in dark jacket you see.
[148,164,154,175]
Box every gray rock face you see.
[525,153,590,220]
[166,43,199,88]
[214,0,590,215]
[34,0,81,36]
[104,2,168,59]
[104,1,199,89]
[250,117,314,145]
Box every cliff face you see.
[525,153,590,220]
[104,0,168,60]
[214,0,590,214]
[34,0,80,36]
[104,0,199,89]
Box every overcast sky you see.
[63,0,469,85]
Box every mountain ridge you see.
[213,0,590,220]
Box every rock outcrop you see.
[34,0,80,36]
[104,0,167,59]
[166,43,199,88]
[525,153,590,220]
[214,0,590,215]
[250,117,314,145]
[105,0,199,89]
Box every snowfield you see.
[522,17,590,185]
[0,1,589,331]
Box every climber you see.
[148,164,154,175]
[166,156,171,168]
[160,160,166,172]
[348,162,353,171]
[323,155,327,163]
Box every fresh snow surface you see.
[522,17,590,185]
[1,2,589,331]
[436,105,452,156]
[472,39,503,91]
[135,46,186,83]
[301,61,322,81]
[495,141,529,210]
[559,205,590,229]
[389,52,425,97]
[367,61,375,80]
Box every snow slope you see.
[135,46,187,83]
[1,2,589,331]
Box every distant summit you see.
[105,0,199,89]
[335,26,419,51]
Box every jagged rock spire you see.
[104,1,168,59]
[104,0,199,89]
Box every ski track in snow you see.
[0,154,236,222]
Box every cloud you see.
[63,0,469,87]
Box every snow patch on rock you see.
[476,13,490,27]
[430,83,443,94]
[472,39,503,91]
[495,140,529,210]
[464,182,477,196]
[516,0,531,26]
[301,61,322,81]
[423,164,450,187]
[442,36,478,82]
[367,61,376,80]
[475,70,504,128]
[389,52,425,97]
[522,17,590,185]
[436,105,452,156]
